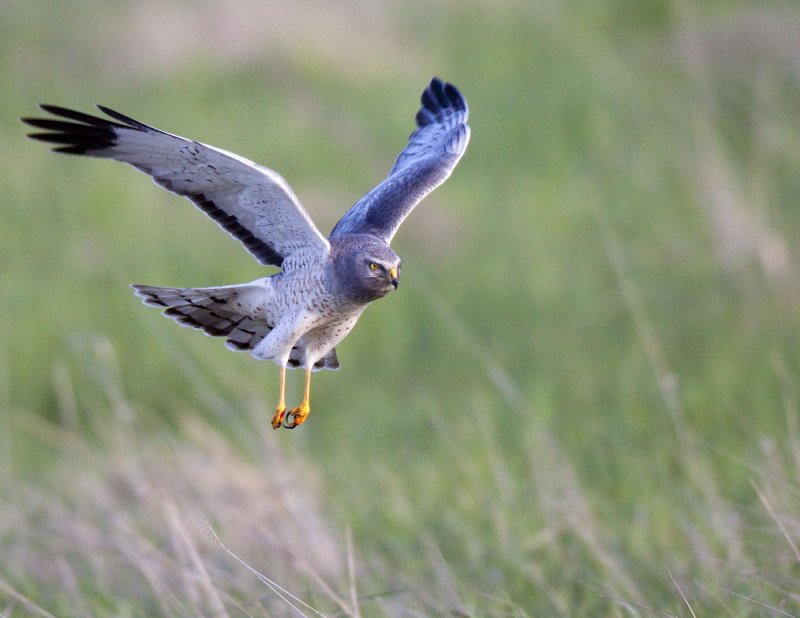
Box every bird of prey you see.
[22,77,470,429]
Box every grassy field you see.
[3,1,800,615]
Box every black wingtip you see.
[21,103,151,155]
[416,77,467,128]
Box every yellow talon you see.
[284,400,310,429]
[271,406,286,430]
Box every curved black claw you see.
[283,412,299,429]
[282,404,309,429]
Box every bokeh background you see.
[3,1,800,615]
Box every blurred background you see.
[3,0,800,615]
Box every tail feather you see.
[131,282,339,370]
[131,283,273,349]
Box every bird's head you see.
[332,235,401,303]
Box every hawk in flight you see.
[23,77,470,428]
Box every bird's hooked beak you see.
[389,266,399,290]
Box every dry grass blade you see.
[727,590,799,618]
[0,576,58,618]
[207,524,328,618]
[664,563,696,618]
[751,481,800,562]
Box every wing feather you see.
[22,105,329,267]
[330,77,470,243]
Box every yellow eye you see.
[369,262,380,271]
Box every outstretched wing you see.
[330,77,470,243]
[22,105,329,267]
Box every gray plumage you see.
[22,77,469,427]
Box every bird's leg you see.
[284,366,312,429]
[270,365,287,430]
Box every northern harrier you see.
[22,77,470,428]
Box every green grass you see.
[3,0,800,615]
